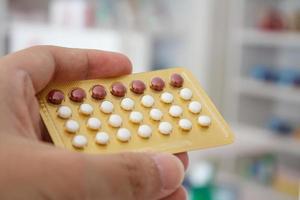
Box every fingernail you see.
[152,153,185,197]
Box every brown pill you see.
[150,77,165,91]
[111,82,126,97]
[91,85,107,100]
[69,88,86,102]
[131,80,146,94]
[47,89,64,105]
[170,73,184,88]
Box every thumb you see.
[0,139,185,200]
[84,152,185,199]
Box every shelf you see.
[236,78,300,104]
[236,29,300,48]
[216,171,295,200]
[233,124,300,155]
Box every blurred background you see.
[0,0,299,199]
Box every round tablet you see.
[91,85,107,100]
[158,122,172,135]
[108,114,123,128]
[170,73,184,88]
[111,82,126,97]
[69,88,86,102]
[129,111,143,124]
[138,125,152,138]
[149,108,163,121]
[179,88,193,100]
[100,101,114,114]
[169,105,183,117]
[47,89,64,105]
[79,103,94,115]
[65,119,80,133]
[198,115,211,127]
[160,92,174,104]
[72,135,88,148]
[120,98,135,111]
[95,132,110,145]
[87,117,101,130]
[57,106,72,119]
[117,128,131,142]
[131,80,146,94]
[179,119,192,131]
[188,101,202,114]
[141,95,155,108]
[150,77,165,91]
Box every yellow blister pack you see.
[38,67,234,154]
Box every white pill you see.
[57,106,72,119]
[108,114,123,128]
[95,132,110,145]
[87,117,101,130]
[129,111,143,124]
[169,105,183,117]
[179,119,192,131]
[198,115,211,127]
[141,95,155,108]
[180,88,193,100]
[79,103,94,115]
[121,98,135,111]
[100,101,114,114]
[188,101,202,114]
[150,108,163,121]
[117,128,131,142]
[158,122,173,135]
[72,135,88,148]
[138,125,152,138]
[160,92,174,104]
[65,119,80,133]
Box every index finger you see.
[0,45,132,93]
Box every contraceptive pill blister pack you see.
[38,67,234,154]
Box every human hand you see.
[0,46,188,200]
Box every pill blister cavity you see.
[95,132,110,145]
[100,100,114,114]
[87,117,101,130]
[108,114,123,128]
[117,128,131,142]
[180,88,193,100]
[198,115,211,127]
[72,135,88,148]
[79,103,94,116]
[65,119,80,133]
[57,106,72,119]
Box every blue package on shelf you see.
[277,69,300,86]
[267,117,293,135]
[249,65,278,82]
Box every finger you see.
[84,152,185,199]
[0,45,132,93]
[175,152,189,171]
[2,138,185,200]
[160,186,187,200]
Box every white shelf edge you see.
[235,29,300,48]
[236,78,300,104]
[233,124,300,155]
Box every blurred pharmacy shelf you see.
[0,0,7,56]
[9,22,151,73]
[233,125,300,156]
[236,78,300,104]
[236,29,300,47]
[189,125,300,159]
[216,172,295,200]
